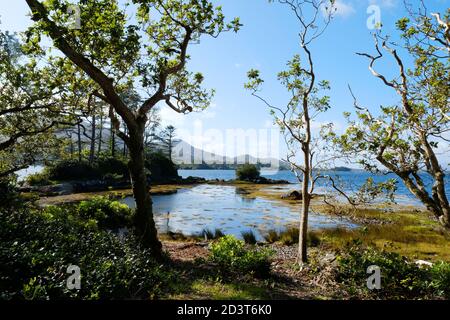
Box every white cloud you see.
[322,0,356,18]
[368,0,397,8]
[159,105,186,127]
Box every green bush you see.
[76,196,133,230]
[336,243,450,299]
[25,171,53,186]
[47,160,95,181]
[95,157,129,178]
[0,205,174,300]
[236,164,260,181]
[428,262,450,298]
[209,235,273,278]
[0,178,15,204]
[40,158,129,182]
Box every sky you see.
[0,0,449,167]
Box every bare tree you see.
[246,0,336,264]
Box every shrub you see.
[43,158,129,182]
[95,157,129,179]
[236,164,260,181]
[76,196,133,230]
[335,243,450,299]
[428,261,450,298]
[25,171,52,186]
[209,235,273,278]
[0,178,17,207]
[47,160,95,181]
[0,206,175,300]
[241,230,257,245]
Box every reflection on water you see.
[122,184,358,240]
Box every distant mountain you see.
[173,140,291,170]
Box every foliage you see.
[75,196,133,230]
[25,171,53,186]
[0,29,72,178]
[145,152,179,183]
[236,164,260,181]
[333,6,450,227]
[0,177,18,207]
[25,158,129,185]
[336,243,450,299]
[0,205,175,300]
[209,235,273,278]
[241,230,257,245]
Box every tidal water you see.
[122,184,358,240]
[179,169,450,206]
[17,166,450,240]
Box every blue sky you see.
[1,0,449,165]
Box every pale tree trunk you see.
[97,113,103,156]
[89,114,96,164]
[298,106,312,264]
[77,122,82,162]
[110,125,116,157]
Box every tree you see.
[236,164,260,181]
[335,3,450,228]
[0,29,74,178]
[245,0,335,263]
[157,125,179,162]
[24,0,241,256]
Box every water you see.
[15,165,45,181]
[122,184,358,240]
[179,169,450,206]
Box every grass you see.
[241,230,257,244]
[309,210,450,261]
[201,228,225,240]
[171,279,272,300]
[264,229,280,243]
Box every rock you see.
[415,260,433,268]
[182,176,207,184]
[281,190,302,200]
[32,183,74,196]
[319,253,338,267]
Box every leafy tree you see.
[245,0,335,264]
[236,164,260,181]
[0,29,74,178]
[334,4,450,228]
[24,0,241,256]
[157,125,179,162]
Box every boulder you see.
[32,183,74,196]
[281,190,302,200]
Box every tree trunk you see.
[69,132,74,159]
[97,113,103,156]
[127,124,162,257]
[77,122,82,162]
[298,144,310,264]
[111,125,115,157]
[89,114,96,164]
